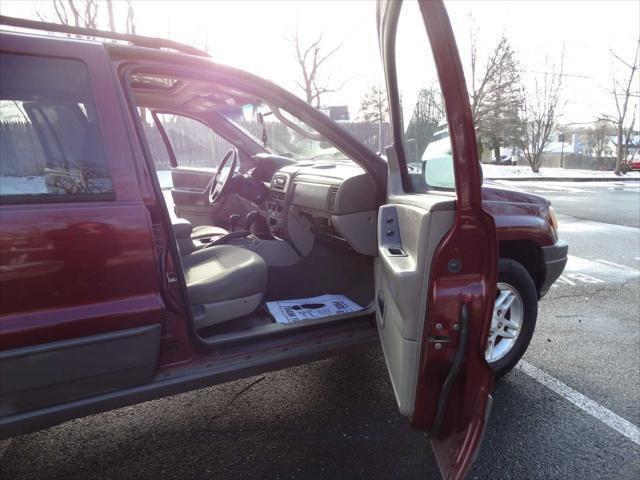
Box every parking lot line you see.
[595,259,640,272]
[518,361,640,446]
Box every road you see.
[1,181,638,480]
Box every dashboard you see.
[252,155,378,257]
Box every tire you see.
[487,258,538,378]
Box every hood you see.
[481,179,550,207]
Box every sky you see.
[2,0,639,125]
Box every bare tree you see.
[105,0,115,32]
[47,0,97,28]
[404,85,446,158]
[288,28,343,109]
[125,0,136,35]
[470,34,524,162]
[606,40,639,174]
[83,0,98,29]
[519,58,564,173]
[413,85,445,127]
[38,0,134,33]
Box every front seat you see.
[181,245,267,329]
[191,224,228,240]
[173,218,228,253]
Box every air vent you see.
[272,174,287,190]
[327,186,339,211]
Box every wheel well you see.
[498,240,544,294]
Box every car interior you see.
[129,71,380,344]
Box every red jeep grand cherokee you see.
[0,2,566,478]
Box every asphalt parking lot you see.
[1,180,638,480]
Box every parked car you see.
[0,2,566,478]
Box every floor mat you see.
[266,294,363,324]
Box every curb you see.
[486,176,640,182]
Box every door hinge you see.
[426,303,470,439]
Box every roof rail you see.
[0,15,210,58]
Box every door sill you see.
[198,304,376,350]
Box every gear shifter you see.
[228,214,241,232]
[244,211,259,232]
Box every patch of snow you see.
[0,176,47,195]
[482,164,640,180]
[157,170,173,189]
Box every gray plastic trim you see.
[0,324,161,417]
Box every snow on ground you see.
[482,164,640,180]
[0,176,47,194]
[0,172,175,196]
[157,170,173,189]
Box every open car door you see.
[375,1,498,478]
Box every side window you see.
[154,113,233,169]
[0,54,113,201]
[395,1,455,191]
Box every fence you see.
[0,119,393,176]
[515,153,619,171]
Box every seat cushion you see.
[182,245,267,305]
[191,225,228,239]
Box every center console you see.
[267,172,291,237]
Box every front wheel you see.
[486,258,538,377]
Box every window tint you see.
[154,113,233,170]
[395,1,455,191]
[0,54,113,200]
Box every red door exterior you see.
[377,1,498,478]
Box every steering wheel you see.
[208,148,239,205]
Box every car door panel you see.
[170,166,217,222]
[170,167,246,226]
[375,197,454,416]
[0,34,164,420]
[376,1,498,478]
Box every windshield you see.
[218,102,346,161]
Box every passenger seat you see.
[181,244,267,329]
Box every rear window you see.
[0,53,113,201]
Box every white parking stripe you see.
[518,361,640,446]
[595,259,640,272]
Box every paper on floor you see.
[266,294,363,324]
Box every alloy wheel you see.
[485,282,524,363]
